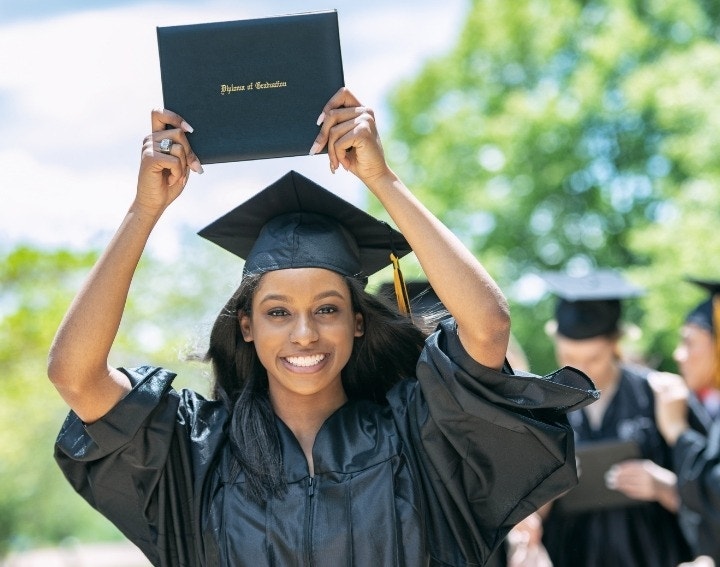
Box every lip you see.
[281,352,329,373]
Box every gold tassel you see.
[713,296,720,390]
[390,252,411,317]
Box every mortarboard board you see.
[198,170,413,298]
[540,270,644,340]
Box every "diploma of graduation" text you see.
[220,81,288,95]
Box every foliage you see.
[384,0,720,373]
[0,246,110,554]
[0,236,237,556]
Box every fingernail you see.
[309,142,322,156]
[316,112,325,126]
[181,120,194,133]
[191,160,204,174]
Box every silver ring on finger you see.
[158,138,173,154]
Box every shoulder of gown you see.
[386,317,599,563]
[54,365,228,566]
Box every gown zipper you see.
[304,476,316,566]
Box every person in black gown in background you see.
[48,87,598,566]
[651,279,720,566]
[536,270,698,567]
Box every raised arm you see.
[311,88,510,369]
[47,109,202,423]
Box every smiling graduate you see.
[49,87,598,567]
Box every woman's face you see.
[240,267,364,405]
[674,323,716,392]
[553,334,619,389]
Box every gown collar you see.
[274,398,399,482]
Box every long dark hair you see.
[205,272,428,502]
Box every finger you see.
[309,92,367,157]
[309,107,363,160]
[321,110,377,172]
[325,118,365,171]
[159,138,188,177]
[324,105,375,127]
[332,119,378,170]
[326,107,375,168]
[317,87,363,124]
[151,108,194,134]
[165,140,192,187]
[152,130,203,174]
[143,135,185,186]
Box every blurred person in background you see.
[533,269,702,567]
[650,279,720,566]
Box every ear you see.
[354,313,364,338]
[239,312,254,342]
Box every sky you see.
[0,0,469,260]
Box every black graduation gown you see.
[542,364,696,567]
[55,319,597,567]
[673,419,720,561]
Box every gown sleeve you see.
[395,318,599,564]
[673,420,720,559]
[53,366,227,567]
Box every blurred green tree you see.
[0,235,237,556]
[383,0,720,373]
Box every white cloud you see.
[0,1,467,252]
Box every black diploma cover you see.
[554,439,642,514]
[157,11,344,164]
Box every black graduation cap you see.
[198,170,413,285]
[685,278,720,333]
[541,270,644,340]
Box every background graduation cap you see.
[685,278,720,334]
[541,269,644,340]
[198,170,414,312]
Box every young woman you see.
[536,270,696,567]
[49,87,597,567]
[651,281,720,564]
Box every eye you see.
[267,308,289,317]
[317,305,338,315]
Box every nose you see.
[290,314,319,345]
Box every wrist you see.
[127,200,165,231]
[129,197,166,222]
[664,421,690,446]
[646,463,679,511]
[362,165,398,192]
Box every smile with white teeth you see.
[285,354,326,367]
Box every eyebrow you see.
[257,289,347,305]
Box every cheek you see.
[683,347,715,385]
